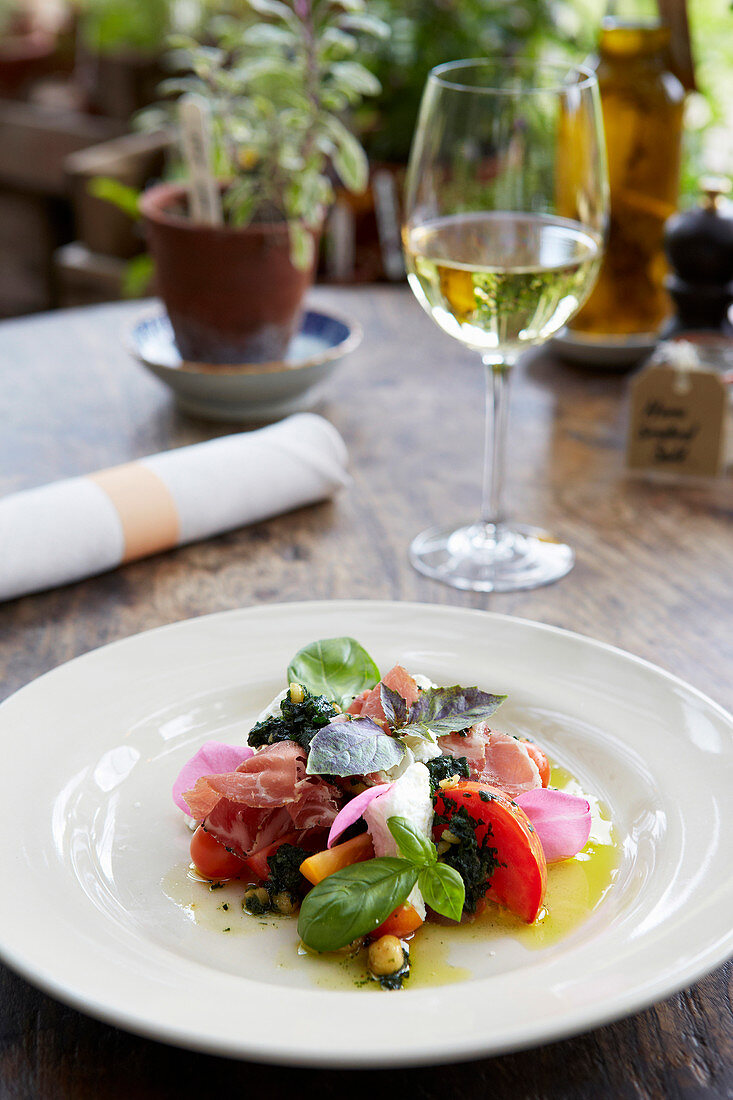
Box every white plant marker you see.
[179,94,223,226]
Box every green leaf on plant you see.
[246,0,300,28]
[242,24,298,49]
[88,176,141,221]
[338,13,390,39]
[287,636,380,706]
[325,115,368,192]
[122,254,155,299]
[297,857,419,951]
[287,220,314,270]
[331,61,381,97]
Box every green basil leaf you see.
[297,858,419,951]
[402,686,507,738]
[306,716,404,777]
[287,636,380,707]
[418,863,465,923]
[387,815,435,866]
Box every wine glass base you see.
[409,521,574,593]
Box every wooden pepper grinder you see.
[661,177,733,337]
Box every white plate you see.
[0,601,731,1067]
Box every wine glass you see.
[403,59,608,592]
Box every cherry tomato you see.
[433,780,547,923]
[190,825,246,880]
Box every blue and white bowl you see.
[129,308,362,422]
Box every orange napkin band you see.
[89,463,180,563]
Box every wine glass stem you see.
[480,358,512,533]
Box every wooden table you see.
[0,287,731,1098]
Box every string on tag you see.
[652,339,700,396]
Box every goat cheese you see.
[363,761,433,919]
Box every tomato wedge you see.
[190,825,247,880]
[433,780,547,923]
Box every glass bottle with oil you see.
[571,0,685,337]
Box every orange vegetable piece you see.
[299,831,374,885]
[370,902,424,940]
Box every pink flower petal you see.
[327,783,393,848]
[172,741,255,814]
[516,788,592,863]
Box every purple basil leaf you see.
[306,716,405,777]
[380,682,408,729]
[402,686,506,738]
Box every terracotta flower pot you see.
[140,182,317,365]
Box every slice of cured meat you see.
[347,665,420,723]
[438,726,490,776]
[440,723,542,798]
[183,741,341,859]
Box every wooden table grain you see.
[0,286,731,1099]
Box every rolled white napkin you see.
[0,413,349,602]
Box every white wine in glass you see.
[403,60,608,592]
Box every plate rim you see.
[1,599,732,1067]
[3,599,730,727]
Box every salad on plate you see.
[171,637,604,990]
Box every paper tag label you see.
[626,363,726,477]
[178,95,223,227]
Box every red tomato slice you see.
[190,825,247,880]
[433,780,547,923]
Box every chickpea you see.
[288,682,304,704]
[368,935,405,977]
[243,886,271,915]
[271,891,295,916]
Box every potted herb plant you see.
[139,0,384,364]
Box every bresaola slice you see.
[515,788,592,862]
[183,741,340,859]
[172,740,254,813]
[347,664,420,722]
[440,724,543,798]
